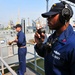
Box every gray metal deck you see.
[5,67,36,75]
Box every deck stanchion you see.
[34,49,37,70]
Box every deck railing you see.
[0,45,17,75]
[0,43,45,75]
[0,57,17,75]
[27,44,45,72]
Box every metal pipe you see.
[46,0,49,33]
[59,0,75,7]
[34,49,37,70]
[0,57,17,75]
[46,0,49,12]
[0,47,4,75]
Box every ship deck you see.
[5,67,37,75]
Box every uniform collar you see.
[18,30,22,33]
[17,30,22,35]
[53,25,74,44]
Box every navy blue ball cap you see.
[41,1,73,18]
[14,24,22,28]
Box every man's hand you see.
[34,28,45,44]
[14,39,18,42]
[8,41,13,45]
[8,39,18,45]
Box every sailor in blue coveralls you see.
[14,24,27,75]
[34,1,75,75]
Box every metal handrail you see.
[0,43,45,75]
[0,57,17,75]
[26,43,45,73]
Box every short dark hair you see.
[15,24,22,28]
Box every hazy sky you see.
[0,0,75,27]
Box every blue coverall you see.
[35,25,75,75]
[17,30,27,75]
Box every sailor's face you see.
[15,27,21,32]
[47,14,60,30]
